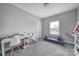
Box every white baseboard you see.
[65,41,74,45]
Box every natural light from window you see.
[50,21,59,35]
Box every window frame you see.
[49,21,60,35]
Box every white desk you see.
[1,38,12,56]
[1,35,27,56]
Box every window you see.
[50,21,59,35]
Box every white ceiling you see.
[11,3,79,18]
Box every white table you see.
[1,35,27,56]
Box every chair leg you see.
[10,47,14,56]
[18,45,21,54]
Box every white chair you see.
[32,34,38,43]
[10,35,21,56]
[23,33,30,47]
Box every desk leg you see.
[1,41,5,56]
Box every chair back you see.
[32,33,38,41]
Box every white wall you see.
[42,10,77,44]
[77,7,79,21]
[0,3,42,37]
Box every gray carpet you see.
[6,40,74,56]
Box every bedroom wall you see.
[0,3,42,37]
[42,10,77,44]
[77,7,79,21]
